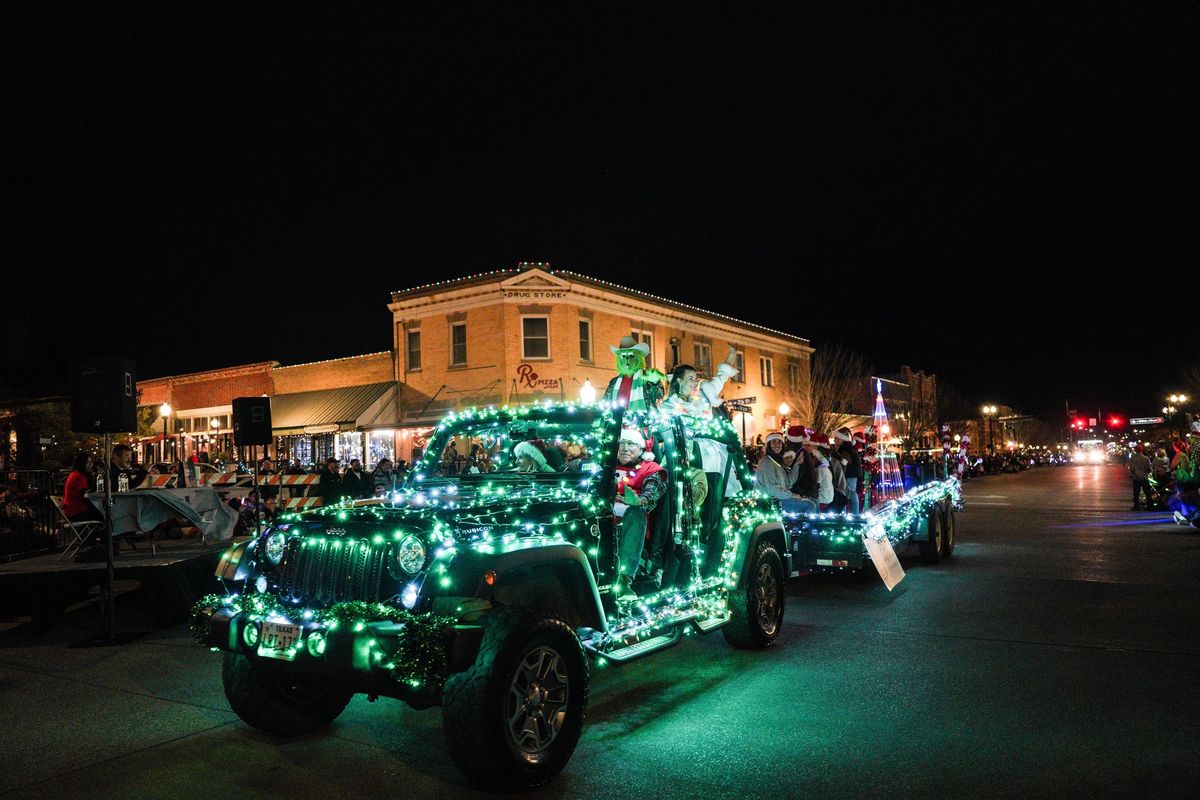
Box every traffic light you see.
[1107,415,1124,428]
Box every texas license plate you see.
[258,620,301,660]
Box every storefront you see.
[271,382,399,468]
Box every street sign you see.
[725,396,756,405]
[727,403,752,413]
[1088,418,1097,427]
[1129,417,1165,426]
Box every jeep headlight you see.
[264,532,288,566]
[393,535,426,575]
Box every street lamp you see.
[981,405,998,453]
[579,378,596,404]
[159,402,172,462]
[778,401,789,430]
[210,417,220,461]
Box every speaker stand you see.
[71,432,149,649]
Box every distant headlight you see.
[265,532,288,566]
[394,535,427,575]
[1087,451,1104,464]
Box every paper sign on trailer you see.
[862,532,906,590]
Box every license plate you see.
[258,620,301,661]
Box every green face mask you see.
[615,350,645,376]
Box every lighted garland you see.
[191,593,457,686]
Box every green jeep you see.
[193,403,787,789]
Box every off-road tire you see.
[442,607,588,790]
[222,652,353,736]
[917,507,944,564]
[722,540,785,649]
[940,501,956,559]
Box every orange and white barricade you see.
[136,474,175,490]
[281,496,323,511]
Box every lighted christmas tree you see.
[872,379,906,505]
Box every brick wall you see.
[272,352,393,394]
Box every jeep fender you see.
[215,538,256,584]
[427,541,607,632]
[734,521,788,590]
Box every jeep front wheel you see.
[222,652,353,736]
[442,608,588,790]
[722,540,785,649]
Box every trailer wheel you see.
[940,501,956,559]
[917,508,943,564]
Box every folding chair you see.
[51,496,102,561]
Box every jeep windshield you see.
[402,407,615,497]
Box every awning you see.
[271,382,398,435]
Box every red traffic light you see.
[1107,416,1124,428]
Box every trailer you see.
[784,476,962,577]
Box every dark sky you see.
[4,4,1197,420]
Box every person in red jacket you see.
[63,451,102,522]
[613,427,666,601]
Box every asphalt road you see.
[2,464,1198,799]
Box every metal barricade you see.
[1,469,59,558]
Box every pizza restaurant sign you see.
[516,364,561,390]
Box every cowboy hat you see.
[610,335,651,356]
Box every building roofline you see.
[390,265,811,346]
[139,361,280,384]
[272,351,393,371]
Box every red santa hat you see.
[834,428,853,443]
[618,426,655,461]
[785,425,810,444]
[852,430,867,445]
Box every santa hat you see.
[834,428,853,443]
[852,431,867,445]
[785,425,810,444]
[765,431,784,447]
[618,427,655,461]
[513,441,550,471]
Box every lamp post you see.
[159,402,171,463]
[1167,394,1188,431]
[981,405,997,453]
[210,417,220,464]
[778,401,789,431]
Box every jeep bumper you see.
[196,603,483,706]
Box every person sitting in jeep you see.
[613,426,667,600]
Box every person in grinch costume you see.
[603,335,665,410]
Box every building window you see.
[631,329,654,368]
[450,322,467,366]
[760,357,773,387]
[407,330,421,370]
[522,316,550,359]
[788,362,801,389]
[734,349,744,383]
[669,340,681,371]
[693,342,711,375]
[579,319,591,362]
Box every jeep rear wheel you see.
[722,540,784,649]
[221,652,353,736]
[442,608,588,790]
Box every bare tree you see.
[784,342,872,434]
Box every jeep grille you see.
[278,538,389,605]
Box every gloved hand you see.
[622,486,641,507]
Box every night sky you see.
[5,5,1197,421]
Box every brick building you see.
[134,263,815,468]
